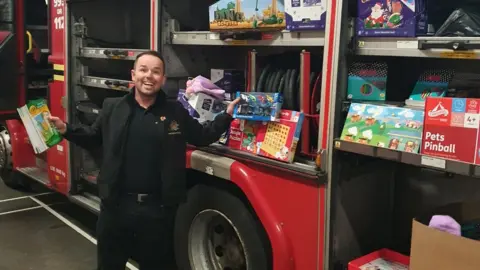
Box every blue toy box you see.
[233,92,283,121]
[347,62,388,101]
[408,70,454,102]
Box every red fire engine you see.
[0,0,342,269]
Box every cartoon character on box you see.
[233,92,283,121]
[364,1,402,29]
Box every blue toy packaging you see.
[285,0,326,31]
[233,92,283,121]
[356,0,428,37]
[347,62,388,101]
[408,69,454,102]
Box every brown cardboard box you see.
[410,201,480,270]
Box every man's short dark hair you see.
[133,50,166,74]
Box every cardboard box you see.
[347,62,388,101]
[209,0,286,31]
[340,103,424,153]
[421,97,480,164]
[410,201,480,270]
[285,0,326,31]
[210,69,245,101]
[227,119,267,154]
[356,0,428,37]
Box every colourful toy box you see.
[356,0,428,37]
[421,97,480,164]
[256,110,304,163]
[233,92,283,121]
[340,103,424,153]
[285,0,326,31]
[178,90,227,124]
[209,0,286,31]
[347,62,388,101]
[227,119,267,154]
[407,69,454,102]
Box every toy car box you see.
[233,92,283,121]
[209,0,286,31]
[285,0,326,31]
[356,0,428,37]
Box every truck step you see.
[69,194,100,214]
[81,76,133,92]
[79,47,147,60]
[16,166,49,185]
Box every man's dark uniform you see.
[63,89,232,269]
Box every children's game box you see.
[285,0,326,31]
[228,110,304,163]
[17,99,63,154]
[340,103,424,153]
[209,0,286,31]
[356,0,428,37]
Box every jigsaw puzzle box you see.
[209,0,286,31]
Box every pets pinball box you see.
[340,103,424,153]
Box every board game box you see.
[356,0,428,37]
[408,70,454,102]
[340,103,424,153]
[421,97,480,164]
[347,62,388,101]
[285,0,326,31]
[209,0,286,31]
[257,110,304,163]
[227,119,267,154]
[233,92,283,121]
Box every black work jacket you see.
[63,89,233,205]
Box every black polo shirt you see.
[120,98,163,194]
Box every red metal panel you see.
[229,161,324,270]
[47,0,69,195]
[6,119,36,168]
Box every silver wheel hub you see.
[188,209,247,270]
[0,127,12,170]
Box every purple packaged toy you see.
[285,0,326,31]
[357,0,428,37]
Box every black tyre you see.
[1,168,29,190]
[174,184,269,270]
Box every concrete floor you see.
[0,180,137,270]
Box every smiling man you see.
[47,50,239,270]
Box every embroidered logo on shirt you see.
[160,116,166,121]
[168,120,181,135]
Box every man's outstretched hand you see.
[226,98,241,116]
[47,116,67,134]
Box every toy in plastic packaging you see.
[233,92,283,121]
[186,75,225,100]
[435,8,480,37]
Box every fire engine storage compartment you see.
[329,42,480,270]
[67,0,151,192]
[67,0,327,197]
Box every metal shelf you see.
[334,139,480,177]
[78,47,148,60]
[170,30,325,47]
[356,37,480,59]
[76,102,101,115]
[80,76,133,92]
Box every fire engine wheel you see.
[174,184,269,270]
[0,127,26,189]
